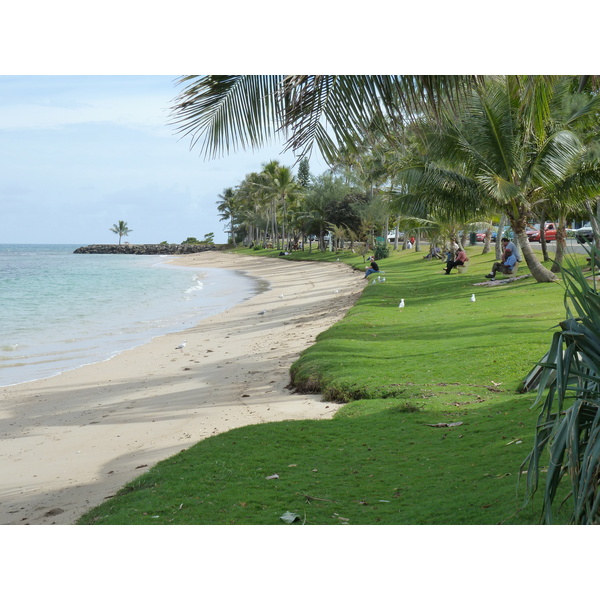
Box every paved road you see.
[473,238,592,255]
[527,238,591,255]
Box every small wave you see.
[184,274,205,295]
[1,344,19,352]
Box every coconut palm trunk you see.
[512,222,558,282]
[551,215,568,273]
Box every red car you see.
[528,223,557,242]
[476,232,486,242]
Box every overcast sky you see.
[0,2,584,248]
[0,75,326,245]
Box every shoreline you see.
[0,251,364,525]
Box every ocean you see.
[0,245,261,387]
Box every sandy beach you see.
[0,251,364,525]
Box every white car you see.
[575,223,594,244]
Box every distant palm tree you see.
[109,220,132,244]
[217,187,238,246]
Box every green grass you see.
[78,244,584,525]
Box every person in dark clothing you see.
[444,248,468,274]
[364,260,380,278]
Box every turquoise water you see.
[0,245,260,387]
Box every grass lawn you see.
[78,243,583,525]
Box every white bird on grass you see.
[471,294,476,302]
[399,299,405,308]
[175,340,187,350]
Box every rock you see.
[73,244,219,255]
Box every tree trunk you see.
[585,198,600,250]
[510,215,558,282]
[551,215,567,273]
[539,209,549,262]
[496,214,507,260]
[482,222,492,254]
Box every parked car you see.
[528,223,557,242]
[525,226,539,240]
[475,231,486,242]
[576,223,595,244]
[387,230,405,242]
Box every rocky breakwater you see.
[73,244,218,255]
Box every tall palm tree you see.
[217,187,238,246]
[109,220,132,244]
[235,171,270,246]
[260,161,300,250]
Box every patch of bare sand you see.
[0,252,364,524]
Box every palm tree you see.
[391,77,600,282]
[217,187,238,246]
[109,220,132,244]
[260,161,300,250]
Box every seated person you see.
[501,237,521,262]
[424,245,443,260]
[444,248,468,274]
[485,248,517,280]
[364,260,380,278]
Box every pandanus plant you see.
[520,245,600,524]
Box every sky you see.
[1,4,586,248]
[0,75,325,245]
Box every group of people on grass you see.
[365,238,522,281]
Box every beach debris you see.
[279,294,284,298]
[266,473,279,480]
[471,293,476,302]
[334,289,339,294]
[398,299,405,308]
[504,438,522,446]
[300,493,332,503]
[425,421,463,428]
[280,511,301,524]
[175,340,187,350]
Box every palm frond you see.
[170,75,482,163]
[170,75,286,159]
[530,130,584,187]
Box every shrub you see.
[374,242,389,261]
